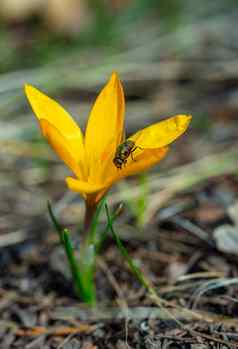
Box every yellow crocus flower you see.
[25,73,191,215]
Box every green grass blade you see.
[47,201,96,304]
[47,200,64,243]
[95,203,124,253]
[61,229,85,299]
[87,195,107,245]
[85,196,122,254]
[105,204,150,290]
[105,203,184,327]
[63,229,96,304]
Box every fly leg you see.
[130,146,143,161]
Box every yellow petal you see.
[40,119,82,178]
[130,115,192,148]
[66,178,111,206]
[112,147,169,180]
[84,72,125,184]
[66,176,108,195]
[25,84,86,177]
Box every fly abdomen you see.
[113,140,136,169]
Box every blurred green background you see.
[0,0,238,230]
[0,0,237,71]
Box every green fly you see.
[113,140,138,169]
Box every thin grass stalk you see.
[48,201,96,304]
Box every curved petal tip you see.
[66,177,108,195]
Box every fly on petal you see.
[25,74,192,208]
